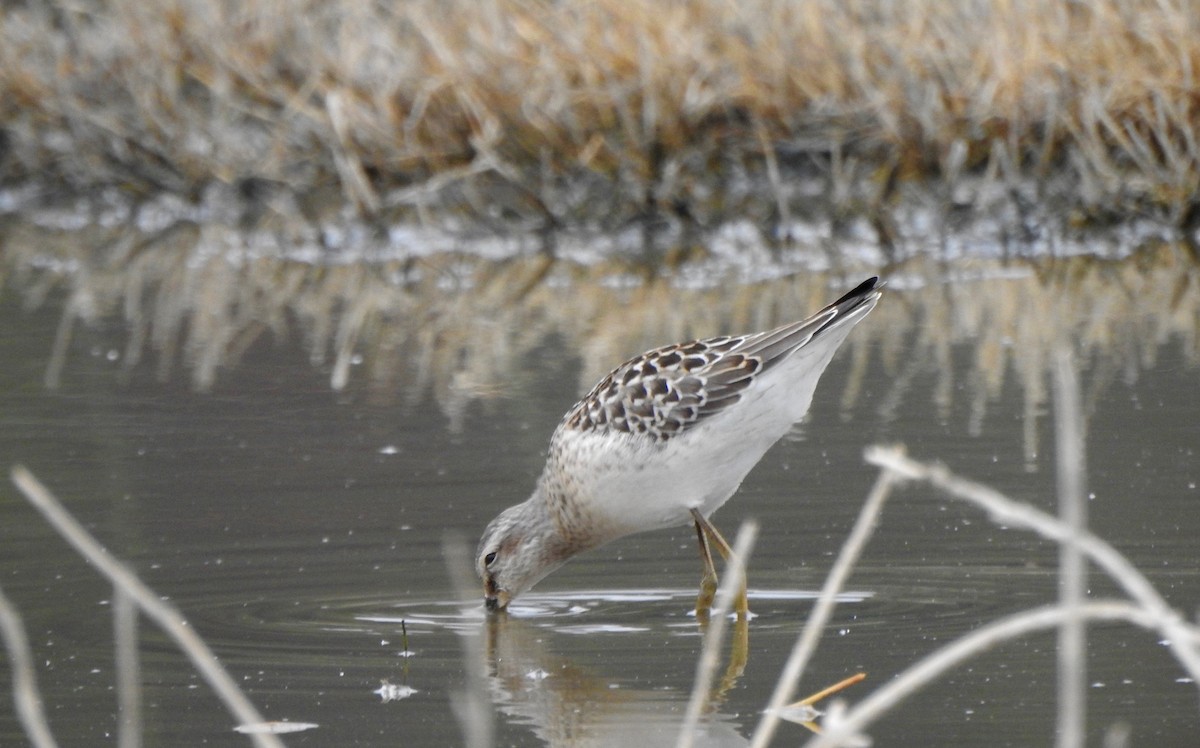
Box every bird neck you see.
[531,477,613,558]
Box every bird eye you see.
[484,551,498,567]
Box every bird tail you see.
[740,277,883,365]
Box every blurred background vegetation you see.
[3,0,1200,243]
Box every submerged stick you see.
[676,520,758,748]
[0,584,59,748]
[796,672,867,708]
[749,467,900,748]
[10,466,284,748]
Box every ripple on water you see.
[352,587,874,634]
[167,565,1052,672]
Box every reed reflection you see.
[5,220,1197,458]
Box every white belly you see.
[549,373,804,538]
[544,329,856,543]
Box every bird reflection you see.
[483,613,749,747]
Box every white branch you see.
[1053,348,1087,748]
[0,584,59,748]
[863,447,1200,686]
[10,466,285,748]
[750,468,900,748]
[804,601,1157,748]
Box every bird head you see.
[476,499,564,612]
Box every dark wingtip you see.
[832,276,881,306]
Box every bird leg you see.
[693,517,720,617]
[690,508,749,619]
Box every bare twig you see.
[749,468,900,748]
[1053,348,1087,748]
[0,584,59,748]
[114,587,142,748]
[795,672,867,708]
[9,466,285,748]
[803,601,1157,748]
[863,447,1200,685]
[677,520,758,748]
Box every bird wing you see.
[560,333,757,442]
[559,277,881,443]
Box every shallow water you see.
[1,255,1199,746]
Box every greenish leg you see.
[693,515,720,616]
[690,509,749,619]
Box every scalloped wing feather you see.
[559,277,880,443]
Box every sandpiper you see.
[477,277,883,615]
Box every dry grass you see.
[3,0,1200,236]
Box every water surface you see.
[1,245,1198,746]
